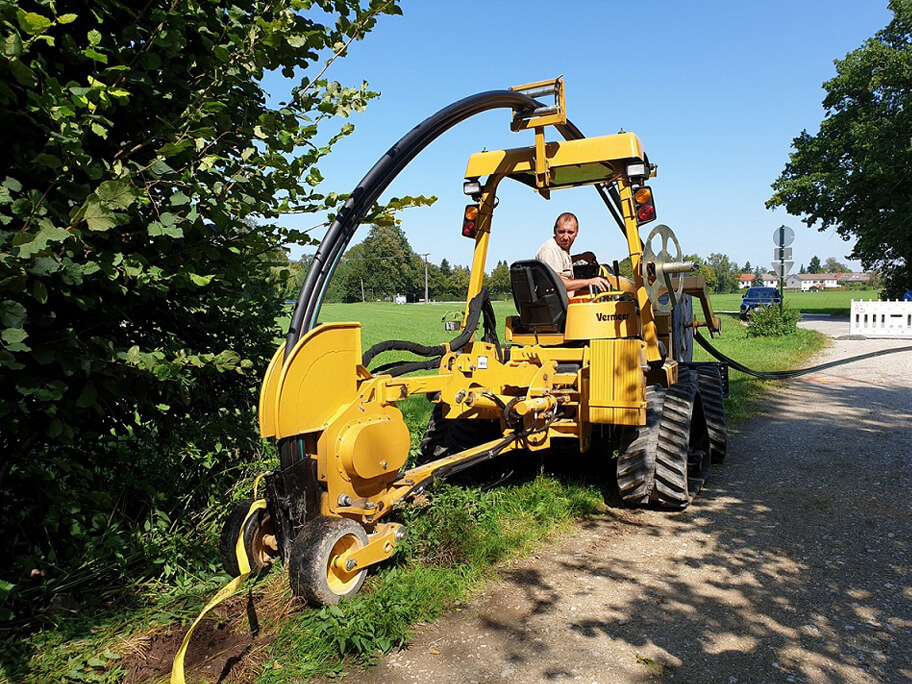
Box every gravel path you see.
[349,317,912,684]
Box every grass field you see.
[711,288,880,315]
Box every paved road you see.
[349,317,912,684]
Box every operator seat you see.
[509,260,569,334]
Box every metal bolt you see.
[379,460,388,469]
[455,389,466,403]
[345,559,358,571]
[337,494,352,507]
[365,501,375,509]
[394,526,407,541]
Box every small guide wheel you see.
[641,224,685,314]
[218,499,279,576]
[288,516,369,605]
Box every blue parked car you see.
[740,286,781,319]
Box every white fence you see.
[850,300,912,337]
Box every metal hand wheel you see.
[641,224,685,314]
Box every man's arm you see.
[560,274,610,294]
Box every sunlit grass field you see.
[712,288,880,315]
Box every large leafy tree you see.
[0,0,400,611]
[768,0,912,298]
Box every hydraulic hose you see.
[286,89,544,359]
[694,330,912,380]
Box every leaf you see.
[57,13,78,24]
[19,12,53,35]
[2,177,22,192]
[96,181,136,210]
[29,256,62,276]
[83,47,108,64]
[169,191,190,206]
[0,302,26,332]
[87,29,102,46]
[17,225,71,258]
[2,327,28,345]
[83,200,116,231]
[32,280,48,304]
[7,59,36,87]
[189,273,214,286]
[148,222,183,238]
[33,153,62,169]
[2,32,23,58]
[91,122,108,138]
[148,159,176,178]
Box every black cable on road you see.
[694,330,912,380]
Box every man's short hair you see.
[553,212,578,233]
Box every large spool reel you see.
[641,224,689,314]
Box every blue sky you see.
[271,1,893,275]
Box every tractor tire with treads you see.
[696,365,727,464]
[652,367,710,510]
[616,385,665,507]
[617,368,711,510]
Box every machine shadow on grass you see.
[449,378,911,683]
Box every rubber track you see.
[652,368,700,510]
[419,405,501,461]
[696,366,727,464]
[616,386,665,506]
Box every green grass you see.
[693,312,826,425]
[711,288,880,316]
[259,477,604,681]
[10,298,830,684]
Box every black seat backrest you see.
[510,260,569,333]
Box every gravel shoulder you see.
[348,317,912,684]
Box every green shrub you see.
[746,303,801,337]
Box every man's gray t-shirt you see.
[535,237,572,279]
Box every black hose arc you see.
[694,330,912,379]
[285,89,546,359]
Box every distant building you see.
[760,272,779,288]
[741,273,780,288]
[837,272,872,286]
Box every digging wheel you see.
[288,516,369,605]
[219,499,279,576]
[696,365,727,463]
[616,368,711,510]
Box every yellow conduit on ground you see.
[171,475,267,684]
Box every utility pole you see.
[360,278,365,303]
[419,253,430,303]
